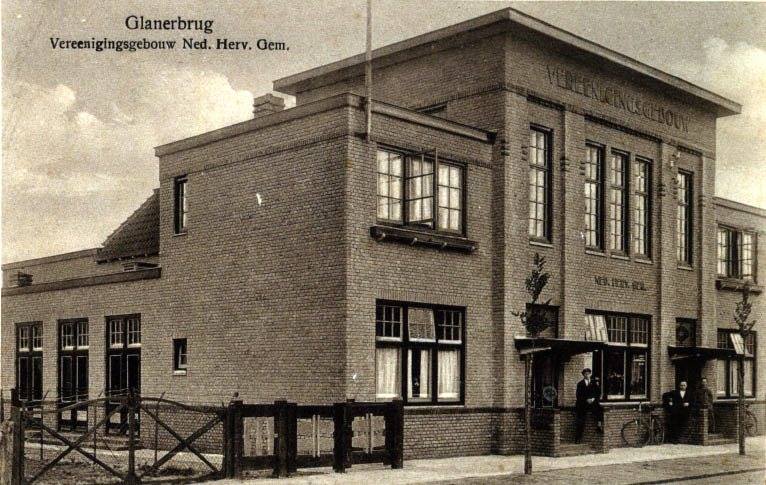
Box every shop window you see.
[609,151,628,253]
[716,329,756,397]
[633,157,652,257]
[676,171,693,265]
[589,312,650,401]
[717,226,757,282]
[174,175,188,234]
[584,144,604,250]
[173,339,188,374]
[375,302,464,404]
[528,127,552,242]
[376,148,465,235]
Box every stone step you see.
[556,442,599,457]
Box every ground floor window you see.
[587,312,650,401]
[375,301,464,404]
[716,329,756,397]
[16,322,43,402]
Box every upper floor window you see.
[676,171,693,265]
[584,144,604,250]
[108,315,141,349]
[174,175,188,234]
[528,127,552,242]
[608,151,629,253]
[718,227,756,281]
[376,149,464,234]
[17,322,42,353]
[633,157,652,258]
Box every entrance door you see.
[16,322,43,404]
[105,315,141,433]
[675,358,702,391]
[58,319,89,430]
[532,354,558,408]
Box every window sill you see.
[173,370,187,376]
[585,249,607,257]
[529,239,553,249]
[370,225,476,253]
[677,264,694,272]
[172,231,188,237]
[716,278,763,294]
[635,258,653,265]
[610,253,630,261]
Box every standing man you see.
[667,381,693,443]
[695,377,715,433]
[575,368,603,443]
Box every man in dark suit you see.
[666,381,693,443]
[575,368,603,443]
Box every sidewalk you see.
[211,436,765,484]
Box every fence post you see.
[332,402,352,473]
[11,389,24,485]
[125,392,138,485]
[287,402,297,474]
[385,399,404,469]
[231,398,244,479]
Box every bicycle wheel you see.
[745,410,758,437]
[622,419,650,447]
[651,418,665,445]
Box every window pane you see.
[605,348,626,398]
[437,163,462,232]
[18,326,30,351]
[436,310,462,342]
[629,352,647,398]
[438,349,461,401]
[730,359,739,395]
[61,323,74,349]
[677,172,692,264]
[77,321,88,348]
[127,318,141,346]
[376,150,403,223]
[744,360,753,396]
[376,347,401,399]
[607,316,628,344]
[584,145,603,249]
[630,317,649,345]
[741,232,754,280]
[110,319,124,348]
[528,129,550,239]
[408,308,435,341]
[376,304,402,340]
[716,359,727,396]
[32,325,43,351]
[407,348,431,401]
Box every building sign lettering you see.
[594,276,647,291]
[546,65,689,133]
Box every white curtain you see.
[375,348,400,399]
[716,359,727,396]
[744,360,753,396]
[730,360,739,395]
[438,349,461,400]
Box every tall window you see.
[588,312,650,401]
[676,171,693,265]
[717,227,757,282]
[716,330,756,397]
[376,149,464,234]
[609,151,628,253]
[173,339,188,374]
[584,144,604,249]
[375,302,464,404]
[16,322,43,402]
[174,175,188,234]
[633,157,652,257]
[528,127,552,241]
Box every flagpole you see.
[365,0,373,142]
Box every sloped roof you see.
[96,190,159,262]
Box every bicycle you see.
[744,403,758,437]
[621,402,664,447]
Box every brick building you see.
[2,8,764,458]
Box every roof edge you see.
[714,196,766,218]
[2,248,100,271]
[274,7,741,117]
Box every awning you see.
[667,345,736,361]
[514,336,605,357]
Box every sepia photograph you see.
[0,1,764,483]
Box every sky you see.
[2,1,765,263]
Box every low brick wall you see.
[714,400,766,438]
[403,408,503,459]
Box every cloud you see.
[672,38,766,208]
[2,69,254,261]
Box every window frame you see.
[173,175,188,234]
[716,329,757,398]
[608,150,630,254]
[588,311,651,402]
[717,225,757,283]
[633,157,652,258]
[374,300,466,405]
[676,170,693,265]
[173,338,188,374]
[15,322,43,402]
[528,125,553,243]
[375,146,467,237]
[584,143,605,251]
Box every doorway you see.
[58,319,89,430]
[105,315,141,433]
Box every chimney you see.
[252,93,285,118]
